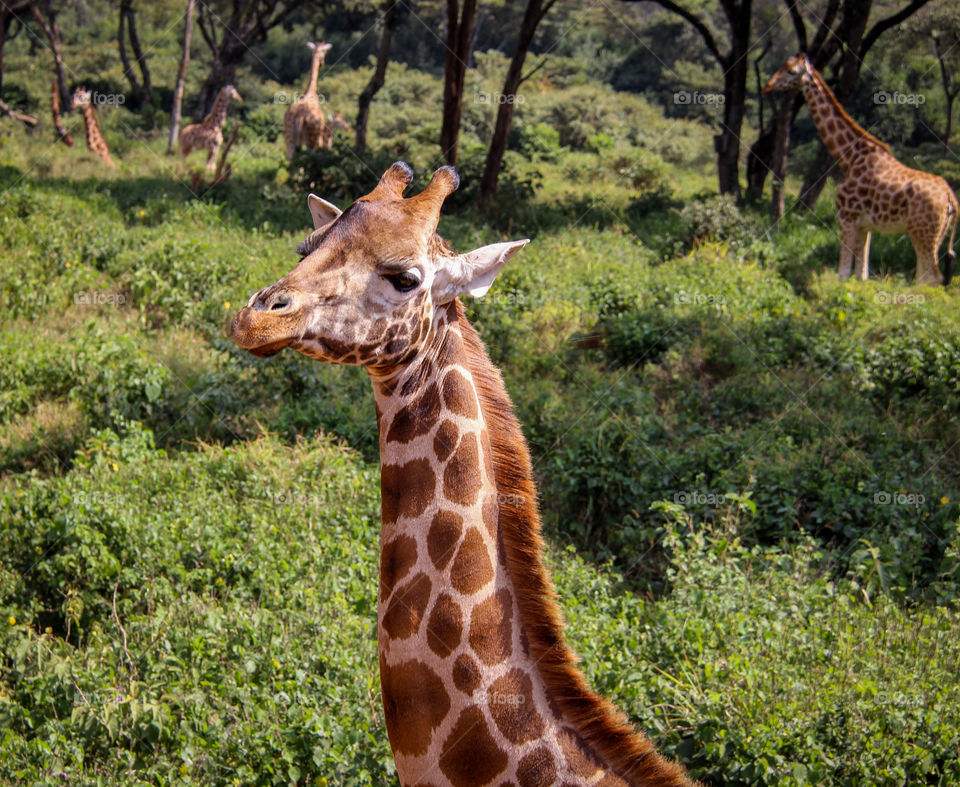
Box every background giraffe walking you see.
[284,41,332,159]
[231,163,696,786]
[179,84,242,171]
[71,87,114,168]
[764,54,958,286]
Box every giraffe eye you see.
[386,271,421,292]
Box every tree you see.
[194,0,305,118]
[626,0,754,195]
[118,0,153,106]
[906,4,960,148]
[167,0,196,154]
[477,0,557,206]
[0,0,31,99]
[356,0,403,153]
[439,0,478,165]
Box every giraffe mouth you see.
[247,338,292,358]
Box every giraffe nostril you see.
[253,290,293,312]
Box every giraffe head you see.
[307,40,333,65]
[222,84,243,103]
[71,87,92,109]
[230,162,528,370]
[762,52,813,94]
[329,111,350,132]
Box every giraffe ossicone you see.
[231,162,695,786]
[764,53,958,286]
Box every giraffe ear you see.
[440,239,529,300]
[307,194,341,229]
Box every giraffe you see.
[284,41,333,160]
[71,88,114,168]
[231,162,696,787]
[179,84,243,172]
[320,110,351,149]
[764,53,958,286]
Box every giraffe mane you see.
[809,70,891,154]
[456,300,693,787]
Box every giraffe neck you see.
[82,105,101,149]
[802,71,886,171]
[369,300,690,787]
[203,89,231,130]
[305,49,323,98]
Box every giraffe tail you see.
[944,197,958,287]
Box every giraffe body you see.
[71,88,114,168]
[231,163,694,786]
[180,85,242,171]
[284,41,332,159]
[764,54,958,285]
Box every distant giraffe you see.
[765,53,958,285]
[284,41,332,159]
[180,84,243,171]
[71,88,114,168]
[320,110,351,149]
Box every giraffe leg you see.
[838,220,857,280]
[206,144,219,172]
[909,225,943,286]
[853,230,871,281]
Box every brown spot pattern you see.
[438,707,509,786]
[450,527,494,595]
[427,510,462,571]
[517,747,557,787]
[426,593,463,658]
[383,572,432,640]
[441,369,479,419]
[433,419,460,462]
[453,653,482,695]
[481,496,499,539]
[488,668,543,745]
[380,658,450,757]
[469,588,514,666]
[385,382,442,444]
[381,458,435,524]
[380,534,417,602]
[444,432,482,507]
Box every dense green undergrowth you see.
[3,425,958,785]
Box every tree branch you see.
[860,0,932,58]
[627,0,725,64]
[785,0,807,53]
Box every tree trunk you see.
[439,0,478,166]
[126,0,152,101]
[30,2,70,111]
[933,34,956,149]
[356,0,399,153]
[769,96,795,222]
[715,0,752,195]
[478,0,553,206]
[167,0,195,154]
[118,1,142,100]
[194,50,242,119]
[51,79,73,144]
